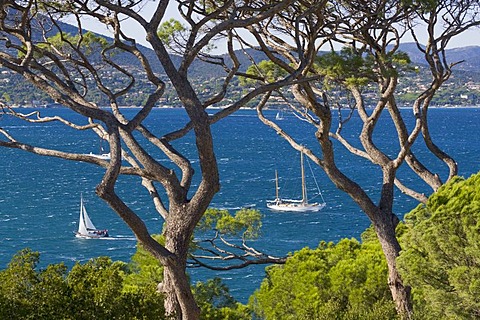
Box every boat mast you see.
[80,193,83,221]
[78,194,84,234]
[275,170,279,200]
[301,152,307,204]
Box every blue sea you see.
[1,107,479,303]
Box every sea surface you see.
[1,107,479,303]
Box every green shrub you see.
[249,236,397,319]
[398,172,480,319]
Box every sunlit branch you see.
[189,230,286,271]
[256,91,325,168]
[202,32,240,109]
[2,107,99,130]
[394,178,428,204]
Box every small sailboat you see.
[275,111,284,120]
[75,195,109,238]
[87,138,111,160]
[267,152,326,212]
[87,152,111,160]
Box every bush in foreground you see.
[249,234,397,319]
[0,245,248,319]
[398,173,480,319]
[0,249,164,319]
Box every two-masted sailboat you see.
[267,152,326,212]
[75,195,109,238]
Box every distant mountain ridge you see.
[25,18,480,76]
[4,16,479,75]
[192,43,480,78]
[1,18,479,107]
[396,43,480,72]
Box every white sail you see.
[82,204,96,230]
[77,197,88,235]
[76,195,108,238]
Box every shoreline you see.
[6,104,480,110]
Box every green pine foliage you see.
[0,233,250,319]
[0,249,164,320]
[0,249,68,319]
[241,60,289,86]
[398,173,480,319]
[197,208,263,239]
[157,18,186,44]
[124,234,165,290]
[249,237,397,319]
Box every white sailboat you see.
[75,195,109,238]
[267,152,326,212]
[87,138,111,160]
[87,152,111,160]
[275,111,284,120]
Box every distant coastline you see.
[6,103,480,110]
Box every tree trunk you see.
[373,214,413,319]
[163,263,200,320]
[161,210,201,320]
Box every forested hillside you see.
[0,19,479,108]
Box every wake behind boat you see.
[267,152,326,212]
[75,195,109,238]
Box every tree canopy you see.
[0,245,252,319]
[250,234,397,319]
[0,249,164,319]
[398,173,480,319]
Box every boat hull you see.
[267,201,326,212]
[75,231,109,239]
[86,152,111,160]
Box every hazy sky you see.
[72,4,480,52]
